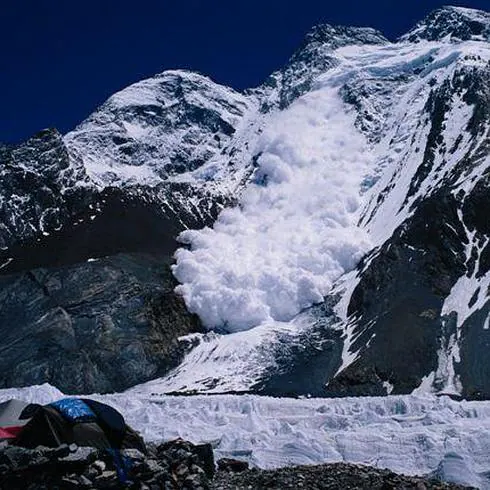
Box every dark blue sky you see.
[2,0,489,143]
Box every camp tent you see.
[7,398,146,454]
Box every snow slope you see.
[0,385,489,488]
[65,70,257,190]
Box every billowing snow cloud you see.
[172,86,373,332]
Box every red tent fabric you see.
[0,425,23,439]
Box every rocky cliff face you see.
[2,6,490,398]
[0,73,248,393]
[0,253,202,393]
[0,129,87,252]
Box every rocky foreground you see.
[212,463,470,490]
[0,439,472,489]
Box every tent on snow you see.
[0,397,146,454]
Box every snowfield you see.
[0,385,489,488]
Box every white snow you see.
[413,372,437,395]
[173,86,373,332]
[129,314,317,394]
[361,41,490,245]
[443,269,490,330]
[1,385,489,488]
[382,381,394,395]
[64,70,255,190]
[330,270,365,375]
[400,6,490,43]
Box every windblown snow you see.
[173,86,373,332]
[1,385,489,489]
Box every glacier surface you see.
[0,385,489,488]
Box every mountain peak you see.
[400,5,490,43]
[303,24,388,50]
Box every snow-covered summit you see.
[65,70,256,188]
[400,6,490,43]
[302,24,388,49]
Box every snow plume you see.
[172,86,373,332]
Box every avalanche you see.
[173,84,373,332]
[172,35,490,335]
[0,384,489,489]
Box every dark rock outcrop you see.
[0,128,88,251]
[0,71,240,395]
[0,253,202,393]
[0,439,213,489]
[0,440,470,490]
